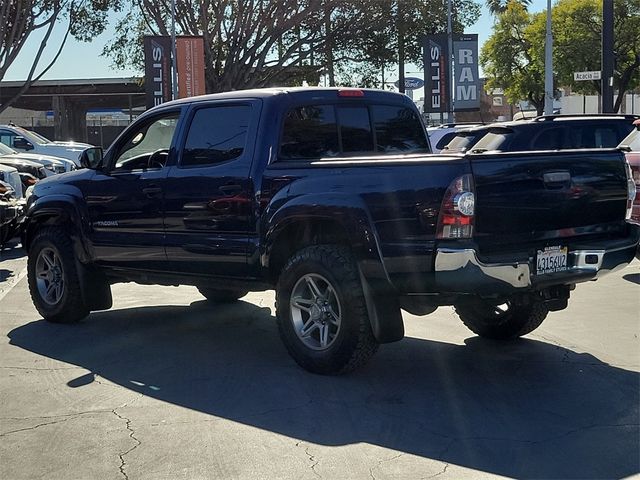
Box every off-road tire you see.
[27,227,89,323]
[455,296,549,340]
[275,245,378,375]
[197,287,248,303]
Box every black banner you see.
[422,35,450,114]
[143,36,173,110]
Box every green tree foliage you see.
[0,0,116,114]
[485,0,531,16]
[529,0,639,112]
[102,0,481,92]
[480,2,547,114]
[482,0,640,114]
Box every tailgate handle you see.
[543,171,571,185]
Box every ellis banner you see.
[176,36,206,99]
[422,34,449,114]
[143,36,173,109]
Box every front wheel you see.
[276,245,378,375]
[27,227,89,323]
[455,296,549,340]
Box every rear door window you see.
[531,128,566,150]
[181,105,251,167]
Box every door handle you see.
[142,185,162,197]
[219,184,242,196]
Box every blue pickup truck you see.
[23,88,639,374]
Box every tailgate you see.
[470,149,629,254]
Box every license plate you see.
[536,246,568,275]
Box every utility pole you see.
[601,0,614,113]
[397,1,405,94]
[543,0,554,115]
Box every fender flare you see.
[24,194,93,263]
[264,193,404,343]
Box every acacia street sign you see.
[574,71,601,81]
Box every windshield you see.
[18,127,52,144]
[0,142,16,156]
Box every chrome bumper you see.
[434,246,634,293]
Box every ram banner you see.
[453,34,480,111]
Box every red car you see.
[619,119,640,225]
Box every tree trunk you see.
[397,1,405,94]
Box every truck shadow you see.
[8,300,640,479]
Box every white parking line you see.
[0,266,28,303]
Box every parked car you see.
[427,123,482,153]
[23,88,638,375]
[0,165,26,245]
[0,156,48,182]
[618,119,640,226]
[0,124,93,166]
[0,141,74,175]
[463,115,638,153]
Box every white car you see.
[0,124,93,166]
[0,141,75,174]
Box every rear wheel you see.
[455,296,549,339]
[276,245,378,375]
[197,287,248,303]
[27,227,89,323]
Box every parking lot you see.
[0,241,638,479]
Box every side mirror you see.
[14,136,34,151]
[80,147,104,170]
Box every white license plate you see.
[536,246,568,275]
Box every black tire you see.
[197,287,248,303]
[27,227,89,323]
[455,296,549,340]
[275,245,378,375]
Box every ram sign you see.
[453,34,480,111]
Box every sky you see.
[4,0,548,82]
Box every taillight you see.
[624,158,637,222]
[436,174,475,239]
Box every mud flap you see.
[359,272,404,343]
[76,260,113,311]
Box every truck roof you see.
[158,87,414,109]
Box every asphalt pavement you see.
[1,242,639,480]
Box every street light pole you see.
[447,0,454,121]
[543,0,554,115]
[171,0,178,100]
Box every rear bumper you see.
[434,235,638,294]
